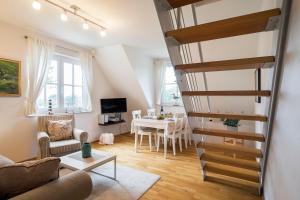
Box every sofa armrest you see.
[10,170,92,200]
[73,128,88,145]
[37,132,50,159]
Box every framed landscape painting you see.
[0,58,21,96]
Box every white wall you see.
[123,45,155,108]
[264,0,300,199]
[95,44,150,115]
[0,21,120,162]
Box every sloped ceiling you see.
[0,0,168,58]
[95,44,149,112]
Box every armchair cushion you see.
[0,157,60,199]
[47,120,73,141]
[50,140,81,156]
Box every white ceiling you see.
[0,0,168,58]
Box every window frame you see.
[161,62,183,107]
[37,53,86,113]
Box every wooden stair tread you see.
[194,128,265,142]
[204,163,260,182]
[197,141,263,158]
[182,90,271,96]
[166,8,281,43]
[175,56,275,72]
[188,112,268,122]
[201,152,261,171]
[205,175,259,195]
[166,0,203,8]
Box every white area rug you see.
[60,163,160,200]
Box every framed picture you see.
[255,68,261,103]
[0,58,21,97]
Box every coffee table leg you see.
[114,157,116,180]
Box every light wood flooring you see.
[92,133,262,200]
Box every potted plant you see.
[223,119,239,131]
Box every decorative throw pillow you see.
[47,120,73,141]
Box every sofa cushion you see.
[0,155,14,167]
[47,120,73,141]
[0,157,60,199]
[50,139,81,155]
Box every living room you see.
[0,0,299,200]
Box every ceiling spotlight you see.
[100,30,107,37]
[60,11,68,22]
[32,0,41,10]
[82,21,89,30]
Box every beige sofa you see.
[37,114,88,159]
[0,155,92,200]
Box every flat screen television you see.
[101,98,127,114]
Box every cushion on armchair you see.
[0,156,60,199]
[47,120,73,141]
[50,139,81,155]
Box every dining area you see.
[131,109,192,159]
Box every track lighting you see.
[100,30,107,37]
[82,21,89,30]
[32,0,41,10]
[60,11,68,22]
[31,0,107,34]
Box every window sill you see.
[27,111,92,117]
[156,104,184,107]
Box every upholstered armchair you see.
[37,114,88,159]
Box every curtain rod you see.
[24,35,96,58]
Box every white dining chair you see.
[132,110,156,151]
[156,117,183,156]
[175,113,191,149]
[183,117,192,146]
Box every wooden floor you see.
[92,133,262,200]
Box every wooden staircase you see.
[154,0,291,196]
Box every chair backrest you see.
[175,113,185,118]
[37,114,74,132]
[132,110,142,120]
[175,113,188,129]
[174,117,184,133]
[147,109,156,117]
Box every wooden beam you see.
[175,56,275,73]
[188,112,268,122]
[166,9,281,43]
[194,128,265,142]
[182,90,271,97]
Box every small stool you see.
[99,133,114,145]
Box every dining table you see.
[132,118,175,159]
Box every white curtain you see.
[155,59,167,105]
[25,37,53,115]
[80,52,94,112]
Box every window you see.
[161,62,183,106]
[37,54,86,113]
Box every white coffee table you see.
[60,149,117,180]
